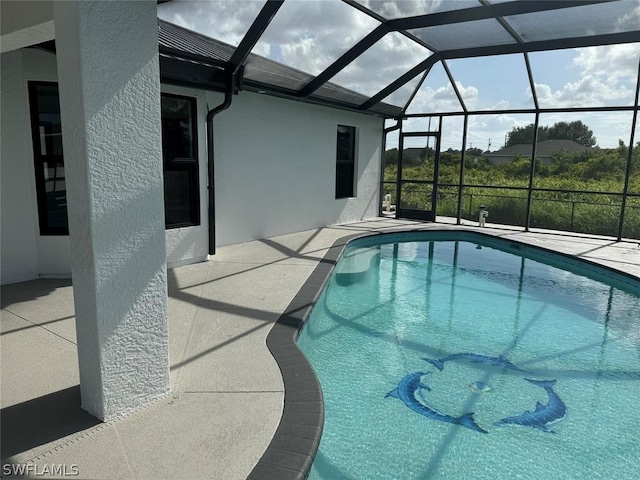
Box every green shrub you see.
[382,145,640,239]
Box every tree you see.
[384,148,399,166]
[505,121,597,148]
[466,147,484,157]
[546,121,596,147]
[505,124,543,146]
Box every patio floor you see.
[2,218,639,479]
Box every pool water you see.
[296,234,640,480]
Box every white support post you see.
[53,0,170,420]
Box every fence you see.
[380,182,640,239]
[441,191,640,239]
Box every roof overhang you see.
[0,0,54,53]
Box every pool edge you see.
[246,232,365,480]
[247,227,639,480]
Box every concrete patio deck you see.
[2,219,639,479]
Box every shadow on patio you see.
[1,220,637,479]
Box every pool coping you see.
[247,227,640,479]
[246,231,363,480]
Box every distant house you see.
[484,140,591,165]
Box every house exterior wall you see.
[211,90,383,246]
[1,50,38,284]
[159,84,210,268]
[1,48,67,284]
[0,49,384,284]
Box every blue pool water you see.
[296,233,640,480]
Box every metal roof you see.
[155,0,640,117]
[158,18,402,116]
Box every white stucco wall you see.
[0,48,71,284]
[161,86,384,251]
[19,49,73,278]
[0,52,210,282]
[1,48,70,284]
[1,48,384,284]
[160,84,210,268]
[210,90,383,246]
[1,50,40,284]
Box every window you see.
[336,125,356,198]
[161,93,200,228]
[28,82,68,235]
[27,85,200,233]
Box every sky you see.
[158,0,640,150]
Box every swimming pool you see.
[296,232,640,480]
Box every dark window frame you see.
[28,85,201,235]
[28,81,68,235]
[335,125,357,199]
[161,92,201,229]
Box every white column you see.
[53,0,169,421]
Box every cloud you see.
[332,31,431,96]
[358,0,464,18]
[572,43,640,80]
[253,0,379,75]
[160,0,432,97]
[407,80,476,114]
[383,75,422,107]
[389,110,536,151]
[463,113,544,152]
[158,0,264,47]
[534,44,639,108]
[491,99,511,111]
[159,1,638,115]
[614,0,640,33]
